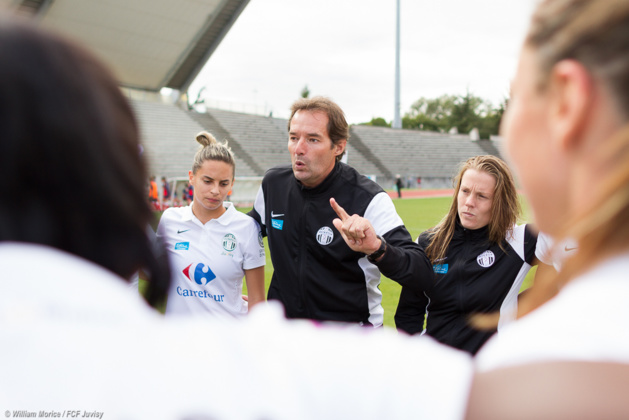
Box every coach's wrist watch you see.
[367,235,387,263]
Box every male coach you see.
[249,97,432,327]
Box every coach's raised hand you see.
[330,197,382,255]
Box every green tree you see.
[361,117,391,127]
[403,95,457,131]
[300,85,310,98]
[402,92,506,139]
[402,113,441,131]
[477,97,508,139]
[447,91,486,135]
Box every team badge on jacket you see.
[476,250,496,268]
[316,226,334,245]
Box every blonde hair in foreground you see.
[477,0,629,325]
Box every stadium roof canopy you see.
[4,0,250,93]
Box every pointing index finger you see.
[330,197,349,221]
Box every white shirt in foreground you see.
[476,252,629,371]
[0,243,473,420]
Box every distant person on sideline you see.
[248,96,430,327]
[161,176,171,207]
[157,131,265,318]
[395,174,403,198]
[148,175,158,209]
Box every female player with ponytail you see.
[157,132,265,318]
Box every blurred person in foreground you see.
[468,0,629,415]
[471,0,629,369]
[0,17,169,309]
[2,3,629,418]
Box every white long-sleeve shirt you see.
[0,242,473,420]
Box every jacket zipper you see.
[298,197,310,317]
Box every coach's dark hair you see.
[0,17,170,308]
[288,96,349,162]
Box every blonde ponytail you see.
[191,130,235,176]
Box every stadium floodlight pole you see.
[393,0,402,129]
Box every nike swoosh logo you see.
[271,212,284,218]
[564,246,577,252]
[177,229,190,234]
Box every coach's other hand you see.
[330,198,382,255]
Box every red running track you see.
[387,189,454,199]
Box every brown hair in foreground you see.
[0,16,170,307]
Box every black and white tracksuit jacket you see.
[395,223,548,355]
[249,163,431,327]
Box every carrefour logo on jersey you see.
[183,263,216,285]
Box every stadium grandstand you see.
[3,0,503,205]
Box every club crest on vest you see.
[316,226,334,245]
[477,250,496,268]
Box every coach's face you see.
[288,110,345,188]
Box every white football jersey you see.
[157,202,265,318]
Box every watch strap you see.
[367,235,387,263]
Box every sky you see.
[186,0,537,125]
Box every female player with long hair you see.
[394,155,553,355]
